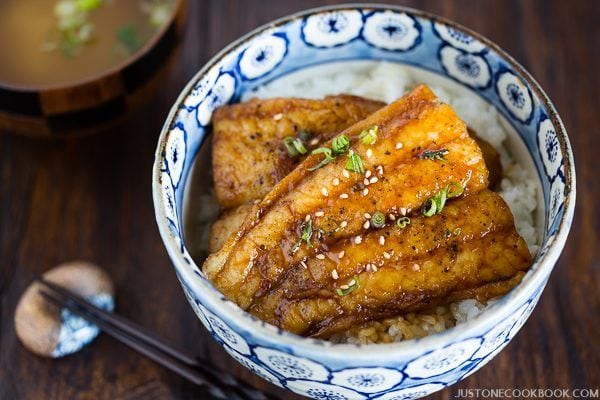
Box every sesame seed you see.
[321,187,329,197]
[355,236,363,244]
[370,177,378,184]
[362,188,369,196]
[321,243,329,251]
[383,251,391,259]
[315,211,325,217]
[412,263,420,271]
[366,264,372,272]
[377,166,384,175]
[333,178,340,186]
[338,251,345,259]
[363,178,370,186]
[348,279,356,286]
[310,138,319,145]
[389,214,396,221]
[316,254,325,260]
[273,113,283,120]
[363,221,370,229]
[254,199,261,204]
[400,207,407,216]
[366,149,373,157]
[342,170,350,179]
[364,213,371,219]
[340,221,348,228]
[365,170,372,178]
[305,215,311,222]
[340,193,349,199]
[395,142,403,149]
[340,284,349,290]
[379,236,385,245]
[372,264,378,272]
[331,269,339,280]
[300,260,308,269]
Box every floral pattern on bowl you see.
[153,5,575,399]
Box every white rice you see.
[242,61,540,343]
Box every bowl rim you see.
[0,0,185,92]
[153,3,576,358]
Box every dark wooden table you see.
[1,1,598,399]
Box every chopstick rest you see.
[14,261,114,358]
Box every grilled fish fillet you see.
[250,189,532,337]
[209,101,504,253]
[470,128,503,189]
[209,203,253,253]
[204,85,491,309]
[212,95,384,209]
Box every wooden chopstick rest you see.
[14,261,114,358]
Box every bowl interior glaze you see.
[153,5,574,399]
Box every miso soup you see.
[0,0,174,88]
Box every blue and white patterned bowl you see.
[152,5,575,399]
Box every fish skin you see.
[204,85,491,309]
[249,189,532,337]
[211,95,384,209]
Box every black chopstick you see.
[37,278,277,400]
[38,277,200,366]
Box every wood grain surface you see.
[1,1,598,399]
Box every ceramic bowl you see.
[153,5,575,399]
[0,0,186,137]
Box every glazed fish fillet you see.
[209,103,503,254]
[250,189,532,337]
[212,95,384,208]
[209,203,254,253]
[204,85,492,309]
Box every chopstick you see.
[36,277,277,400]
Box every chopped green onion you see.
[48,0,103,57]
[292,219,314,253]
[300,219,313,244]
[422,182,464,217]
[422,189,447,217]
[75,0,102,11]
[419,149,449,162]
[446,181,464,198]
[283,137,307,157]
[396,217,411,228]
[332,134,350,155]
[298,130,312,141]
[336,275,360,296]
[453,227,462,235]
[359,125,378,145]
[311,147,333,157]
[143,0,173,30]
[308,147,335,171]
[422,198,437,217]
[345,151,365,174]
[116,24,142,54]
[283,137,299,157]
[370,211,386,228]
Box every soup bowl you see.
[0,0,186,137]
[152,4,575,399]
